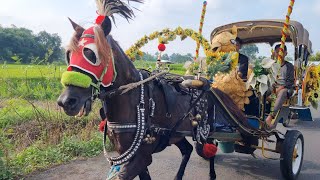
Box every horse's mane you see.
[210,88,248,127]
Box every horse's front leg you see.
[209,156,216,180]
[117,152,152,180]
[138,168,151,180]
[174,137,193,180]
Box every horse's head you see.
[211,25,238,53]
[57,17,114,116]
[57,0,143,117]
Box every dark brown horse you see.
[57,1,249,179]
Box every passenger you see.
[234,37,249,81]
[265,44,294,128]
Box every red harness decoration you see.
[203,143,218,158]
[68,26,114,87]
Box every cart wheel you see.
[282,118,291,127]
[280,130,304,180]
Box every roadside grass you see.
[0,98,113,179]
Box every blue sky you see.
[0,0,319,57]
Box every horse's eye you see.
[66,50,71,65]
[83,48,97,64]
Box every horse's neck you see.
[105,91,139,123]
[105,37,141,123]
[108,36,140,87]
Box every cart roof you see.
[210,19,312,53]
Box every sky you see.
[0,0,319,58]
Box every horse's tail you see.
[208,88,251,135]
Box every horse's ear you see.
[101,17,112,36]
[68,17,85,33]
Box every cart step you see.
[208,132,242,141]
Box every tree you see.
[309,51,320,61]
[36,31,64,63]
[0,26,64,64]
[161,53,169,60]
[142,52,156,61]
[239,44,259,59]
[0,27,38,63]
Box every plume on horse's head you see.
[96,0,143,23]
[68,0,143,53]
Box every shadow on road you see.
[215,153,283,180]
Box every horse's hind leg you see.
[209,156,216,180]
[138,168,151,180]
[174,137,193,180]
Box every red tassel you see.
[96,15,106,25]
[203,143,217,158]
[99,120,107,132]
[67,66,72,71]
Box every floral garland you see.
[303,64,320,108]
[205,52,239,79]
[125,27,212,61]
[126,27,239,80]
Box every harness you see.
[103,72,146,165]
[99,70,210,165]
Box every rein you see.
[98,71,168,99]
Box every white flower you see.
[246,58,280,95]
[261,58,275,68]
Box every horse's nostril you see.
[57,100,64,107]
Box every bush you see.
[0,98,113,178]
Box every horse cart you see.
[212,19,313,127]
[192,19,312,180]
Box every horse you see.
[57,1,250,179]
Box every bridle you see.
[89,36,117,99]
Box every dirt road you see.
[28,118,320,180]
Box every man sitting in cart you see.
[265,44,295,128]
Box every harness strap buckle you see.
[149,98,155,117]
[139,102,145,109]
